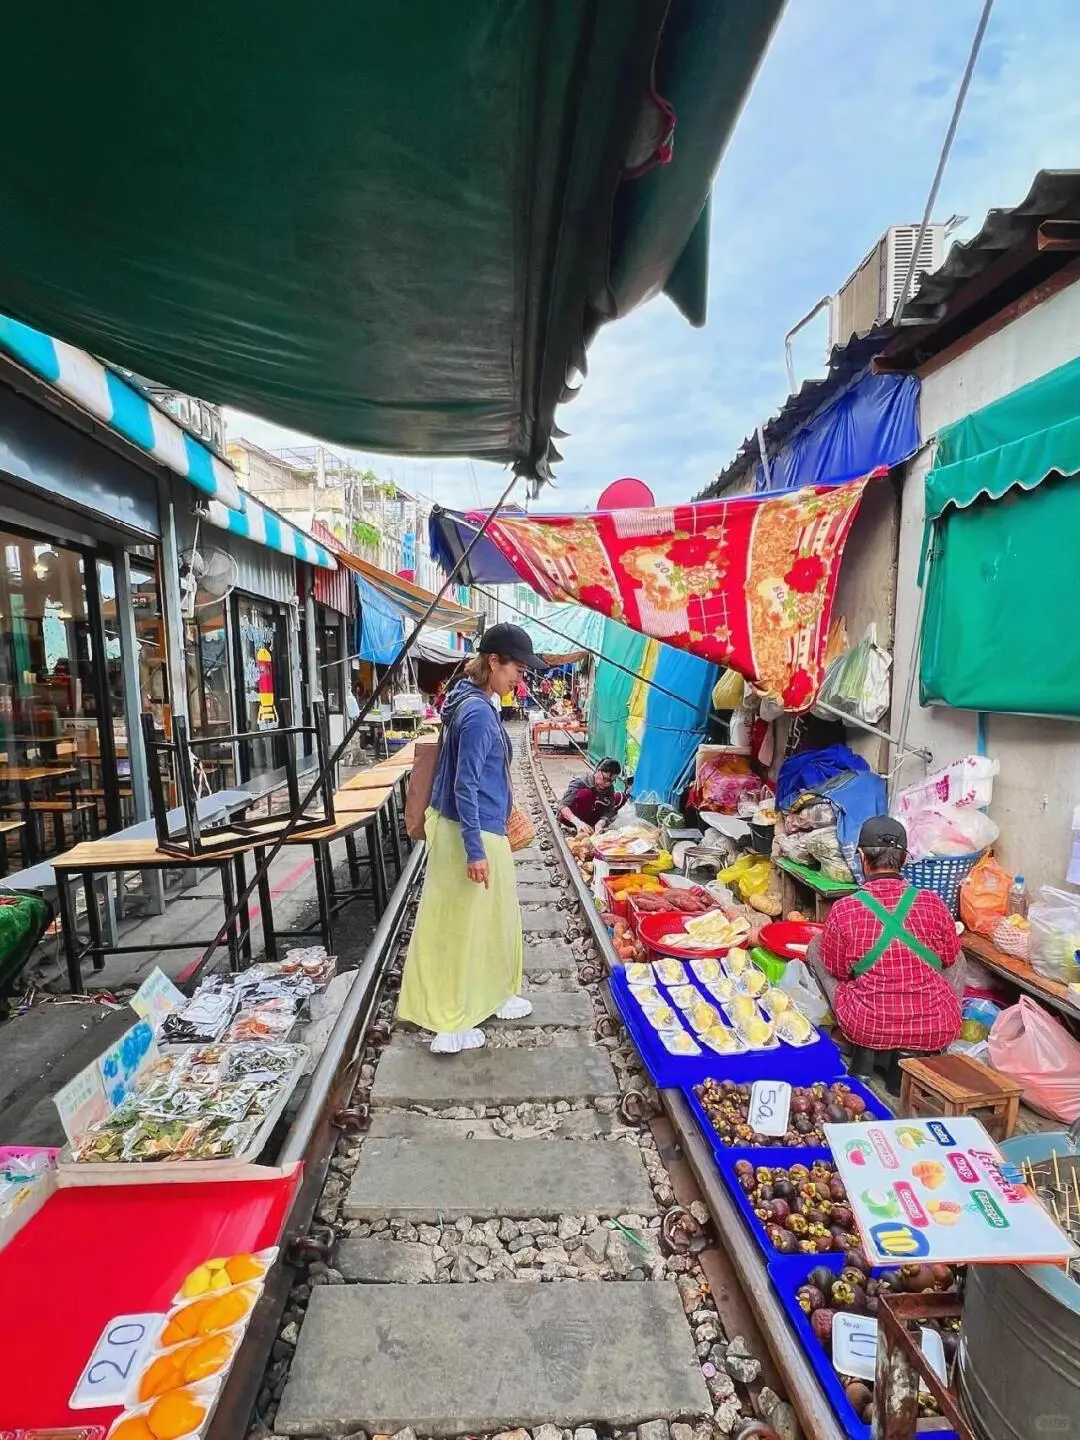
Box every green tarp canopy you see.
[588,618,648,767]
[921,355,1080,715]
[517,603,607,662]
[0,2,781,484]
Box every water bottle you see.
[1007,873,1029,918]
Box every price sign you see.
[832,1313,945,1394]
[748,1080,791,1137]
[69,1314,164,1409]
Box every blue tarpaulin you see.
[633,647,717,804]
[354,574,406,664]
[429,508,523,585]
[750,370,919,493]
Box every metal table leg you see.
[311,841,335,952]
[253,846,278,963]
[370,813,388,913]
[345,831,361,888]
[387,791,405,877]
[55,869,84,994]
[219,862,242,973]
[83,870,105,971]
[232,851,254,967]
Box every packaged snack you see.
[684,999,724,1034]
[775,1010,817,1046]
[624,962,654,988]
[107,1381,221,1440]
[657,1027,702,1056]
[134,1327,242,1401]
[159,1283,262,1348]
[666,985,699,1010]
[725,995,759,1028]
[699,1024,747,1056]
[173,1249,277,1306]
[741,968,768,997]
[654,958,688,987]
[724,947,751,976]
[689,957,723,983]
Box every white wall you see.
[891,278,1080,892]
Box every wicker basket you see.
[902,849,984,917]
[506,805,536,852]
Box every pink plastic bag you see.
[987,996,1080,1122]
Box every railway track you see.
[216,729,842,1440]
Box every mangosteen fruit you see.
[830,1205,854,1230]
[826,1102,849,1124]
[810,1307,836,1348]
[770,1199,792,1223]
[807,1264,836,1293]
[768,1226,797,1254]
[900,1264,936,1294]
[845,1381,873,1415]
[772,1178,795,1202]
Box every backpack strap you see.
[849,887,945,977]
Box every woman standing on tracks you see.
[398,624,543,1054]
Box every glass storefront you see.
[233,594,291,783]
[315,605,344,712]
[184,600,236,792]
[0,529,116,860]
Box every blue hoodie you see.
[430,680,512,863]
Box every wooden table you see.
[52,834,275,994]
[899,1052,1024,1141]
[531,719,587,754]
[0,764,78,862]
[962,931,1080,1023]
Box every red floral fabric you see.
[469,477,872,710]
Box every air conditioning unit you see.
[830,224,947,348]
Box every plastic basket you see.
[901,850,983,917]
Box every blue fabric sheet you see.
[354,573,407,664]
[751,370,919,493]
[776,744,870,811]
[633,646,717,804]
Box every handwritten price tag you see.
[748,1080,791,1137]
[832,1313,944,1394]
[69,1314,164,1409]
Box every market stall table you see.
[774,856,857,920]
[961,930,1080,1023]
[531,717,587,754]
[0,762,79,862]
[278,802,395,951]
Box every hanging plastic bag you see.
[777,959,830,1027]
[988,997,1080,1122]
[711,669,745,711]
[815,624,892,724]
[716,853,773,899]
[959,854,1012,937]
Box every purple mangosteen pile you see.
[734,1157,860,1254]
[696,1077,871,1147]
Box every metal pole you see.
[112,546,151,822]
[192,471,519,972]
[892,0,995,326]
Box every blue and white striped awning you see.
[0,314,242,510]
[205,497,337,570]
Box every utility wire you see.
[892,0,995,326]
[191,471,520,975]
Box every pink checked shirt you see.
[821,876,963,1050]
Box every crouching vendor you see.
[807,816,965,1053]
[558,758,631,835]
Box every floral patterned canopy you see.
[467,476,873,710]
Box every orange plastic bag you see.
[959,853,1011,937]
[988,997,1080,1122]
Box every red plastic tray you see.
[757,919,823,960]
[636,911,732,960]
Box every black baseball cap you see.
[858,815,908,850]
[478,622,546,670]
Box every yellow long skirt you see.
[397,810,523,1034]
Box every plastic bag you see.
[1028,886,1080,983]
[777,959,830,1027]
[895,756,1000,819]
[959,854,1012,937]
[711,669,745,711]
[988,997,1080,1122]
[716,853,773,899]
[906,805,999,863]
[815,624,891,724]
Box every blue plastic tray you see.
[714,1146,853,1260]
[684,1076,892,1170]
[767,1252,958,1440]
[608,963,842,1088]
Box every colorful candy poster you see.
[824,1115,1077,1267]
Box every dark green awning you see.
[0,2,782,483]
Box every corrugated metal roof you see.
[898,169,1080,325]
[696,324,896,499]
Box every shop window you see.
[315,608,343,711]
[233,594,290,782]
[184,600,235,792]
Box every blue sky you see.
[226,0,1080,513]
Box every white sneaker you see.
[430,1028,486,1055]
[495,995,534,1020]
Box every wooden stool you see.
[899,1053,1024,1142]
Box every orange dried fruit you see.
[137,1353,185,1401]
[147,1388,207,1439]
[110,1418,157,1440]
[223,1252,265,1284]
[180,1331,235,1382]
[199,1284,256,1334]
[161,1297,215,1347]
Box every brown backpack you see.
[404,733,442,840]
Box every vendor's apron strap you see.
[850,887,945,978]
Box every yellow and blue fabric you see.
[633,645,717,804]
[0,315,242,511]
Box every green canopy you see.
[926,352,1080,521]
[0,2,781,483]
[588,617,648,766]
[921,355,1080,716]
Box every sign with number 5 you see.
[69,1314,165,1409]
